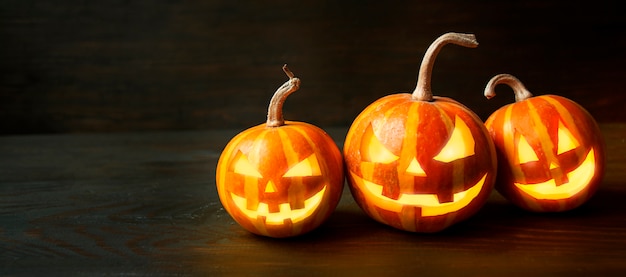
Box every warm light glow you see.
[265,180,277,193]
[549,162,558,170]
[515,148,595,199]
[283,154,322,177]
[406,157,427,176]
[517,135,539,163]
[233,152,263,178]
[230,186,327,225]
[361,125,399,164]
[433,116,475,163]
[557,121,579,155]
[351,172,487,217]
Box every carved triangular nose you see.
[265,180,277,193]
[406,157,427,176]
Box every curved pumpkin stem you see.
[266,64,301,127]
[484,74,533,102]
[412,32,479,101]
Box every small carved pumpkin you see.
[216,65,344,237]
[484,74,605,212]
[344,33,497,233]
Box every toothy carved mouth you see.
[514,149,595,200]
[350,172,487,217]
[230,186,326,225]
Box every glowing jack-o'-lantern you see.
[484,74,605,212]
[344,33,497,233]
[216,65,344,237]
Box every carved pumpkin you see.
[216,65,344,237]
[344,33,497,233]
[484,74,605,212]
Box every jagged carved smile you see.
[350,172,487,217]
[514,148,595,200]
[230,186,327,225]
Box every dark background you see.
[1,0,624,135]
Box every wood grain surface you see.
[1,1,625,134]
[1,124,625,276]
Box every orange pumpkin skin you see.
[216,121,344,237]
[216,65,344,237]
[344,94,497,232]
[485,94,605,212]
[344,32,496,232]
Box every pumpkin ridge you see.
[503,104,530,184]
[245,130,270,211]
[431,103,458,201]
[526,99,566,182]
[287,123,344,228]
[290,125,329,173]
[399,206,418,232]
[217,127,260,186]
[541,96,587,159]
[397,102,421,196]
[277,128,309,210]
[288,125,338,198]
[277,128,300,172]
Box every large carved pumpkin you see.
[216,65,344,237]
[344,33,497,233]
[484,74,605,212]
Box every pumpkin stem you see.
[484,74,533,102]
[266,64,301,127]
[412,32,479,101]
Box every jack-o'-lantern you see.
[344,33,497,233]
[484,74,605,212]
[216,65,344,238]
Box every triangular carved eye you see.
[517,135,539,164]
[232,151,263,178]
[433,116,475,163]
[361,124,399,164]
[283,154,322,177]
[557,121,579,155]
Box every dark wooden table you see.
[2,124,625,276]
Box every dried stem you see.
[484,74,533,102]
[266,64,301,127]
[412,32,479,101]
